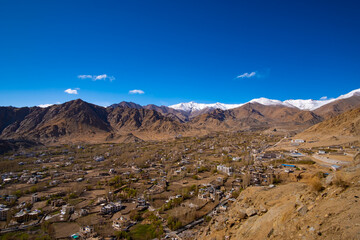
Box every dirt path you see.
[311,154,352,167]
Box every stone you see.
[246,207,257,217]
[259,204,268,213]
[297,205,308,216]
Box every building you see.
[80,225,94,234]
[217,165,233,176]
[100,201,122,214]
[31,193,39,203]
[0,205,9,221]
[94,156,105,162]
[331,165,341,171]
[262,152,277,159]
[51,199,66,207]
[27,177,38,184]
[61,205,74,215]
[113,216,136,231]
[14,209,40,222]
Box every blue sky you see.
[0,0,359,107]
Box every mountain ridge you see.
[169,88,360,112]
[0,88,359,145]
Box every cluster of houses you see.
[198,184,222,201]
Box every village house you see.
[61,205,74,215]
[80,225,94,235]
[112,215,136,231]
[94,156,105,162]
[198,185,217,201]
[51,199,66,207]
[31,193,39,203]
[0,204,10,221]
[14,209,40,222]
[100,201,122,214]
[217,165,233,176]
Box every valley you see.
[0,89,359,239]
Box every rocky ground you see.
[197,154,360,240]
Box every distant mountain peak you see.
[169,88,360,112]
[169,102,243,113]
[109,101,143,109]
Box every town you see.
[0,131,358,239]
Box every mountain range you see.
[0,88,359,146]
[169,88,360,116]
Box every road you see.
[311,154,351,167]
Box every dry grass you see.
[309,176,323,192]
[333,173,349,189]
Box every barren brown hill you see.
[109,101,143,109]
[0,99,188,144]
[0,106,34,133]
[1,97,357,145]
[1,99,111,143]
[189,102,323,132]
[314,95,360,119]
[296,106,360,143]
[143,104,189,123]
[107,106,188,139]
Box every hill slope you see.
[313,95,360,119]
[189,103,323,132]
[198,163,360,239]
[296,106,360,144]
[0,99,187,143]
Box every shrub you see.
[309,176,323,192]
[333,174,349,189]
[167,216,182,230]
[192,175,199,180]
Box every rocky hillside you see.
[198,162,360,240]
[190,102,323,132]
[0,99,187,144]
[295,106,360,144]
[313,95,360,119]
[0,97,359,145]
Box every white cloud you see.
[78,74,115,81]
[129,89,145,94]
[77,75,92,79]
[94,74,107,80]
[236,71,256,79]
[64,88,79,94]
[320,96,328,100]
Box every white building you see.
[217,165,233,176]
[101,201,122,214]
[94,156,105,162]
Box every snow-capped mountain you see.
[249,98,293,107]
[283,99,334,111]
[169,88,360,112]
[169,102,243,113]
